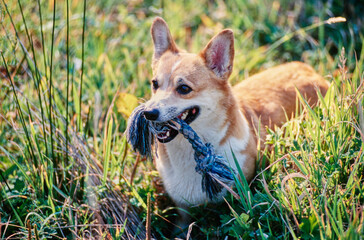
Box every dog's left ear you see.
[200,29,234,80]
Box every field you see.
[0,0,363,239]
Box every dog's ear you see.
[200,29,234,80]
[151,17,178,61]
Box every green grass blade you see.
[78,0,87,132]
[65,0,70,164]
[48,0,57,162]
[103,116,113,185]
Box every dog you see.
[142,17,329,220]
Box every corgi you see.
[142,17,329,212]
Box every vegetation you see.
[0,0,363,239]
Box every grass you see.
[0,0,363,239]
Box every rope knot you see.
[195,155,214,174]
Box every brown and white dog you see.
[143,17,328,213]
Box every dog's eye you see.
[152,79,159,90]
[176,84,192,95]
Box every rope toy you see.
[126,105,235,200]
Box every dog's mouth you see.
[154,106,200,143]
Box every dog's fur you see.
[144,17,329,209]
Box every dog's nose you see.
[143,109,160,121]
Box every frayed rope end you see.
[125,104,154,159]
[197,153,235,200]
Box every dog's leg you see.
[173,206,191,238]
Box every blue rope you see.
[126,106,235,200]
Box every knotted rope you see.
[126,105,235,200]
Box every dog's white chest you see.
[155,134,209,206]
[155,121,250,206]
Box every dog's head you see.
[144,17,235,143]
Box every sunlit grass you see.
[0,0,363,239]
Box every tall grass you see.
[0,0,363,239]
[0,0,147,238]
[227,47,364,239]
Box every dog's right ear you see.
[151,17,178,61]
